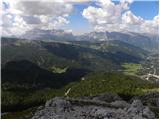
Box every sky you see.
[1,0,159,36]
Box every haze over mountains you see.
[18,29,158,51]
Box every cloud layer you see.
[2,0,74,36]
[82,0,159,33]
[1,0,159,36]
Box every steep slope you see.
[61,72,157,97]
[1,38,81,69]
[2,60,89,89]
[1,60,89,112]
[2,37,147,72]
[69,40,147,59]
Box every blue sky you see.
[130,1,159,20]
[64,4,92,33]
[65,1,159,34]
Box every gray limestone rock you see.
[32,93,156,119]
[92,92,122,102]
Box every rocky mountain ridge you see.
[33,92,159,119]
[19,29,158,51]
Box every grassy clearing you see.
[51,66,68,73]
[122,63,141,75]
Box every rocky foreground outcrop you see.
[33,92,158,119]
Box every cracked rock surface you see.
[32,92,157,119]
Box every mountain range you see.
[1,37,147,71]
[20,29,159,51]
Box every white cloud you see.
[62,0,92,3]
[82,0,132,32]
[41,16,70,30]
[140,15,159,33]
[2,15,32,36]
[22,16,42,24]
[11,1,73,16]
[122,11,143,25]
[2,14,14,27]
[121,11,159,33]
[1,0,159,36]
[2,0,74,36]
[82,0,159,33]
